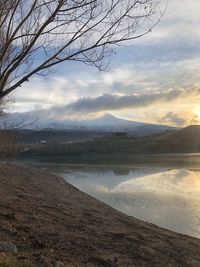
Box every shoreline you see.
[1,163,200,266]
[12,155,200,170]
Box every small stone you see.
[21,236,27,242]
[38,255,53,267]
[4,213,16,220]
[0,241,17,253]
[32,238,47,249]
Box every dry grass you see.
[0,253,35,267]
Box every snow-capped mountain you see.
[1,112,177,136]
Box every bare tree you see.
[0,0,163,100]
[0,98,15,159]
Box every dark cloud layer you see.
[63,86,200,114]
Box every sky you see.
[11,0,200,126]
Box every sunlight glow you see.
[196,106,200,121]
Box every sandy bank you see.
[0,163,200,266]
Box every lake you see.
[15,159,200,238]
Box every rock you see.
[21,236,27,242]
[38,255,53,267]
[0,241,17,253]
[32,238,47,249]
[3,213,16,220]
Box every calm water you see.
[16,160,200,238]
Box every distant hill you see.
[11,129,106,144]
[5,125,200,161]
[11,124,200,164]
[152,125,200,153]
[169,125,200,143]
[121,125,200,154]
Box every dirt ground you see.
[0,163,200,266]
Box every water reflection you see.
[14,160,200,238]
[61,167,200,237]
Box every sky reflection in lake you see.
[59,167,200,237]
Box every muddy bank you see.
[0,163,200,266]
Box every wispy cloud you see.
[161,112,190,127]
[159,109,200,127]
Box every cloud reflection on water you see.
[85,169,200,239]
[62,168,200,237]
[93,169,200,237]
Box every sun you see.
[195,106,200,121]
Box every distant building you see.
[40,140,47,144]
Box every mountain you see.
[80,113,177,135]
[1,112,177,136]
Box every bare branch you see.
[0,0,165,99]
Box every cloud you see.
[62,86,200,114]
[161,112,188,127]
[136,0,200,46]
[12,55,200,113]
[159,108,200,127]
[15,85,197,125]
